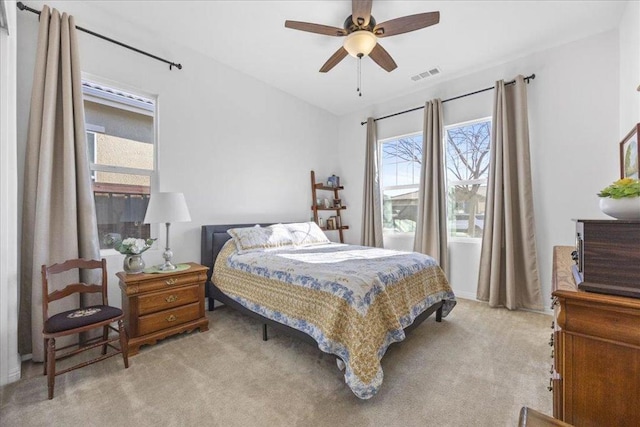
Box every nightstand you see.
[117,262,209,355]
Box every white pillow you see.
[227,224,294,254]
[284,222,330,246]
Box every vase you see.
[599,197,640,220]
[123,254,145,274]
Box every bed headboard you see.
[200,223,272,283]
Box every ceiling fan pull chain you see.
[357,53,363,97]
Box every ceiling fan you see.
[284,0,440,73]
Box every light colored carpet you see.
[1,298,553,427]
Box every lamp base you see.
[157,247,176,271]
[156,261,177,271]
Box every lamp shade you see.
[143,192,191,224]
[343,30,377,57]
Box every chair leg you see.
[43,338,48,376]
[118,319,129,369]
[102,325,109,355]
[47,338,56,400]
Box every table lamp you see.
[143,192,191,271]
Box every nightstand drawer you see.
[138,284,200,315]
[138,302,201,336]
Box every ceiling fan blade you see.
[319,47,349,73]
[374,12,440,38]
[369,43,397,72]
[285,20,347,37]
[352,0,373,27]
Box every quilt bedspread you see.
[212,241,456,399]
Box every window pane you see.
[381,140,397,160]
[445,121,490,182]
[84,80,155,250]
[94,179,150,249]
[396,161,414,186]
[445,119,491,239]
[383,188,418,232]
[381,155,397,188]
[94,134,153,170]
[380,133,422,246]
[448,183,487,238]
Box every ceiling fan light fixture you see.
[343,30,377,57]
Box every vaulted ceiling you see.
[33,1,628,116]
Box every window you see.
[82,80,156,250]
[444,118,491,239]
[380,133,422,244]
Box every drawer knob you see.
[165,278,178,286]
[166,314,177,322]
[165,295,178,303]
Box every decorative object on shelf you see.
[115,237,156,274]
[143,192,192,271]
[333,198,342,208]
[619,124,639,179]
[327,174,340,187]
[323,198,331,208]
[327,218,336,230]
[597,178,640,219]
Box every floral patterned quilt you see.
[212,241,456,399]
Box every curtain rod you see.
[360,73,535,126]
[16,2,182,70]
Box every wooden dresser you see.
[118,262,209,355]
[551,246,640,426]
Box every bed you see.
[200,223,456,399]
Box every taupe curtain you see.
[477,76,542,310]
[361,117,384,247]
[19,6,100,361]
[413,99,447,273]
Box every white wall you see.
[338,30,621,308]
[16,3,339,316]
[0,0,21,385]
[619,0,640,135]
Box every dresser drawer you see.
[138,284,200,316]
[137,302,201,336]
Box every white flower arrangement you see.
[115,237,156,255]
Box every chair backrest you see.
[41,259,108,322]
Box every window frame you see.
[81,74,159,255]
[444,116,492,243]
[378,131,423,238]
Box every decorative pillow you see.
[284,222,330,246]
[227,224,294,254]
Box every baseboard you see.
[8,363,21,383]
[451,290,478,301]
[453,291,552,315]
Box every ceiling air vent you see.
[411,66,442,82]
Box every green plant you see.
[597,178,640,199]
[115,237,156,255]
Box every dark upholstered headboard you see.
[200,224,273,284]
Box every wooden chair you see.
[41,258,129,399]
